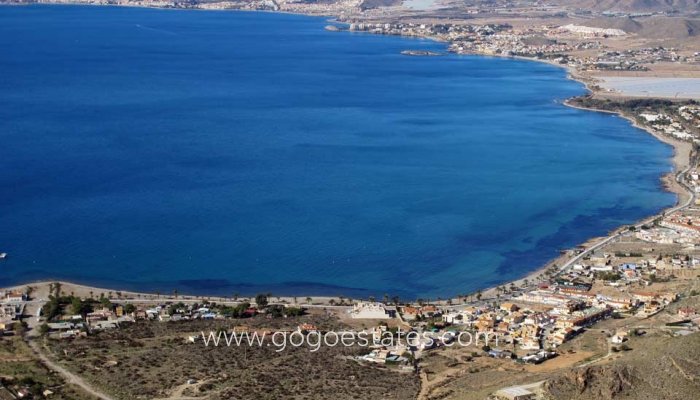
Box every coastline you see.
[474,104,694,303]
[0,3,696,306]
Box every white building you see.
[350,302,396,319]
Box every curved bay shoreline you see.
[1,4,696,305]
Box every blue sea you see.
[0,5,676,299]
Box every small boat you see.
[0,253,6,260]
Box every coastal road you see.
[27,338,116,400]
[554,163,696,277]
[103,298,352,310]
[443,160,697,310]
[15,297,351,311]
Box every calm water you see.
[0,5,675,299]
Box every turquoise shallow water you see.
[0,5,675,299]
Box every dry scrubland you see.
[42,316,420,400]
[0,334,97,399]
[543,332,700,400]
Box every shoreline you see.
[0,2,696,306]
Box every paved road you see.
[26,339,116,400]
[443,163,696,311]
[555,164,696,277]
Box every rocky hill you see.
[580,16,700,39]
[557,0,700,13]
[543,333,700,400]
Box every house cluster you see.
[639,112,694,140]
[554,24,626,38]
[572,249,698,285]
[636,210,700,248]
[44,301,243,339]
[141,303,225,322]
[637,225,699,245]
[449,33,573,58]
[41,292,321,341]
[348,22,510,42]
[400,305,439,321]
[575,46,691,72]
[353,322,461,365]
[345,22,575,60]
[45,306,135,339]
[678,105,700,129]
[195,0,279,11]
[659,213,700,236]
[625,104,700,153]
[427,277,680,354]
[276,0,362,16]
[0,290,27,334]
[40,0,363,15]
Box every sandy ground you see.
[9,280,347,306]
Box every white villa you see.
[350,302,396,319]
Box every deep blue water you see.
[0,5,676,299]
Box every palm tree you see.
[306,297,312,304]
[53,282,62,297]
[476,290,483,301]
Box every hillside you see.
[557,0,700,13]
[543,332,700,399]
[572,16,700,39]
